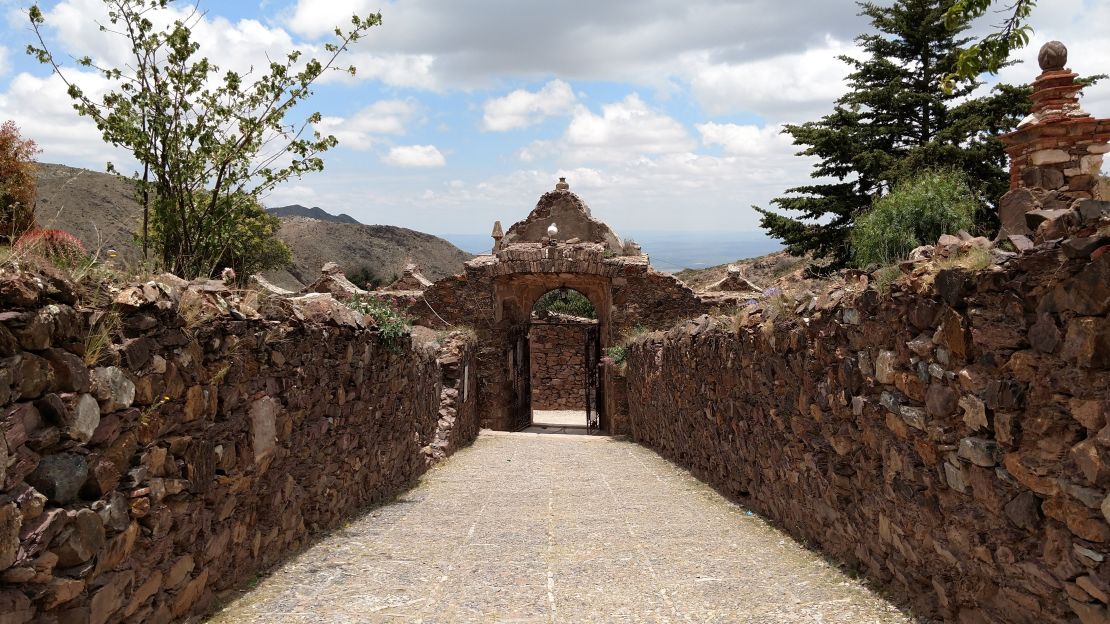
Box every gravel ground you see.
[207,432,918,624]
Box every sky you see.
[1,0,1108,242]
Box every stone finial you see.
[1038,41,1067,71]
[491,220,504,252]
[555,177,570,191]
[547,223,559,238]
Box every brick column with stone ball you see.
[998,41,1110,238]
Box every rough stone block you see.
[26,453,87,504]
[249,397,280,464]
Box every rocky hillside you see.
[34,163,143,263]
[268,217,471,290]
[31,163,471,288]
[266,204,359,224]
[673,250,829,293]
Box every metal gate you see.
[509,324,532,431]
[585,325,603,434]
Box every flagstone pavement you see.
[208,431,921,623]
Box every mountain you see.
[266,217,471,290]
[266,204,360,225]
[31,163,471,288]
[34,163,146,263]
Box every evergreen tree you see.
[755,0,1029,269]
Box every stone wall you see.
[0,269,479,623]
[529,323,588,410]
[625,249,1110,623]
[371,242,708,431]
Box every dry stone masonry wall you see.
[529,322,589,410]
[0,269,478,623]
[625,249,1110,624]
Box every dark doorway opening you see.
[514,288,604,434]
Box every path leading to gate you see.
[209,433,918,623]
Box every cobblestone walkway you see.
[208,432,916,623]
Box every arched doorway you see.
[497,275,612,433]
[529,288,601,433]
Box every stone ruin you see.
[380,263,433,292]
[1,38,1108,624]
[704,264,762,293]
[998,41,1110,242]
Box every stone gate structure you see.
[377,182,707,433]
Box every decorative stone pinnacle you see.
[555,177,570,191]
[491,220,503,239]
[1038,41,1067,71]
[547,222,559,238]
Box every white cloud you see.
[0,71,132,170]
[383,144,446,168]
[481,80,577,131]
[283,0,377,40]
[683,35,856,119]
[315,100,420,150]
[986,0,1110,119]
[559,94,695,163]
[696,122,793,156]
[336,52,439,90]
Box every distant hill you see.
[32,163,471,288]
[266,204,360,225]
[266,217,471,290]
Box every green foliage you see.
[0,120,39,243]
[27,1,381,278]
[872,264,903,295]
[156,191,292,280]
[851,169,977,267]
[755,0,1029,270]
[943,0,1036,88]
[534,288,597,319]
[347,295,411,351]
[605,345,627,366]
[347,266,395,290]
[14,228,89,268]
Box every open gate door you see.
[585,325,603,434]
[509,324,532,431]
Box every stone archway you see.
[376,181,711,434]
[528,289,600,424]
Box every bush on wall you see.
[851,169,978,267]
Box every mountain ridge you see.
[31,162,471,289]
[266,204,360,225]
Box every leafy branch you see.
[26,0,382,278]
[942,0,1037,91]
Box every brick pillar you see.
[998,42,1110,238]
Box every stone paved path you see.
[208,432,917,623]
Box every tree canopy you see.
[27,0,381,278]
[943,0,1037,89]
[0,120,40,244]
[754,0,1030,270]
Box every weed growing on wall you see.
[348,295,411,351]
[605,345,627,366]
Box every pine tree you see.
[755,0,1029,269]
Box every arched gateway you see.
[379,180,708,433]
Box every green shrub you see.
[347,266,395,290]
[347,295,411,351]
[534,288,596,319]
[851,169,978,267]
[605,345,627,365]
